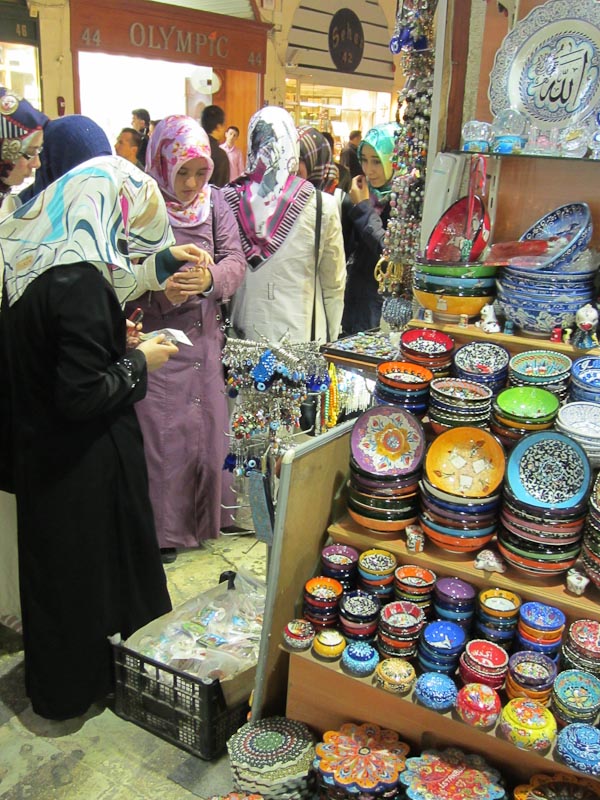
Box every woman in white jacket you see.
[223,106,346,343]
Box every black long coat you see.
[1,263,171,720]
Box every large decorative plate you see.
[351,407,426,478]
[424,426,505,498]
[399,747,505,800]
[315,722,409,793]
[489,0,600,131]
[506,431,592,509]
[513,771,600,800]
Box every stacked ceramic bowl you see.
[490,386,559,450]
[428,377,492,434]
[393,564,436,617]
[570,356,600,403]
[505,650,557,705]
[498,431,591,578]
[453,341,510,396]
[556,402,600,468]
[320,544,359,592]
[551,668,600,727]
[419,426,505,554]
[337,590,381,643]
[418,619,466,675]
[473,587,521,651]
[432,576,477,630]
[399,327,454,378]
[458,639,509,689]
[508,349,572,403]
[373,360,433,417]
[357,548,397,602]
[582,473,600,590]
[514,601,566,663]
[303,576,343,630]
[348,407,425,535]
[496,203,595,335]
[562,619,600,678]
[376,599,426,660]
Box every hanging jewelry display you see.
[222,335,330,480]
[381,0,438,330]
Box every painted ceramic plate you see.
[514,772,600,800]
[400,747,504,800]
[506,431,592,509]
[424,426,505,498]
[489,0,600,131]
[351,407,426,478]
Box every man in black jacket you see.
[200,104,230,187]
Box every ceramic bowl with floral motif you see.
[455,682,502,728]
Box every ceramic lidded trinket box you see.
[340,641,380,677]
[455,682,502,729]
[414,672,458,711]
[498,697,557,752]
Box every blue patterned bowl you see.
[414,672,458,711]
[556,723,600,776]
[519,203,593,272]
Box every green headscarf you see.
[358,122,398,202]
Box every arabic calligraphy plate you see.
[489,0,600,131]
[399,747,505,800]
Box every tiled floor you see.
[0,534,267,800]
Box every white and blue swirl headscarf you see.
[0,155,174,307]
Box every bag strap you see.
[311,189,323,341]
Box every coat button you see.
[193,362,202,370]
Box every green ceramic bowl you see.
[416,263,498,278]
[495,386,559,421]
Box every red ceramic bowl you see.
[400,328,455,359]
[465,639,509,672]
[426,195,491,263]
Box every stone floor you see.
[0,534,267,800]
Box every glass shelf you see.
[451,150,600,165]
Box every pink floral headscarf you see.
[145,114,213,227]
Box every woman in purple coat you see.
[128,115,246,561]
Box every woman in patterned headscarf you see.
[341,121,398,335]
[0,155,207,719]
[223,106,346,343]
[0,87,48,216]
[297,126,339,193]
[132,115,246,560]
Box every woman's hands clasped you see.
[165,243,214,304]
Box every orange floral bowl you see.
[377,360,434,390]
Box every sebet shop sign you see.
[70,0,267,73]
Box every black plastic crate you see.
[113,642,252,760]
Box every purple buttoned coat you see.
[127,189,246,548]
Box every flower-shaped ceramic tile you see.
[315,722,409,793]
[400,747,504,800]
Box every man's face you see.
[225,128,238,147]
[115,132,138,163]
[131,115,146,133]
[213,122,226,143]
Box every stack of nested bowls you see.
[556,402,600,469]
[338,590,381,643]
[393,564,436,617]
[373,360,433,417]
[474,587,521,650]
[583,473,600,590]
[453,341,510,396]
[428,377,492,434]
[498,431,591,578]
[506,650,557,705]
[496,203,595,336]
[377,599,426,660]
[418,619,466,675]
[320,544,359,592]
[399,327,454,378]
[570,356,600,403]
[490,386,559,450]
[562,619,600,678]
[514,601,566,663]
[458,639,509,689]
[357,548,397,602]
[508,349,572,403]
[432,576,477,630]
[419,426,505,554]
[551,668,600,727]
[348,406,424,535]
[412,250,496,324]
[303,576,343,630]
